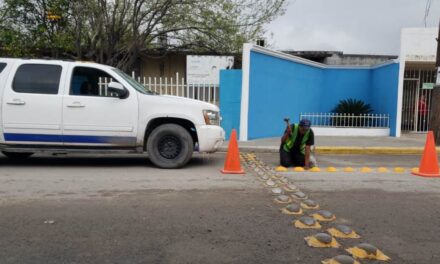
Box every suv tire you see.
[147,124,194,168]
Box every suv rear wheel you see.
[147,124,194,168]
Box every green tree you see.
[0,0,286,71]
[0,0,74,57]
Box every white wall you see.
[313,127,390,137]
[400,28,438,62]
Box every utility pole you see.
[430,19,440,144]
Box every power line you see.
[424,0,432,27]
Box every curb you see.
[314,147,428,155]
[220,146,440,155]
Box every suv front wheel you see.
[147,124,194,168]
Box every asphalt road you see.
[0,152,439,263]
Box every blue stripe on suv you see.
[4,133,136,144]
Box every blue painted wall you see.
[246,51,399,139]
[371,63,400,136]
[219,70,242,140]
[321,69,372,112]
[218,51,400,140]
[247,52,324,139]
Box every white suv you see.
[0,58,225,168]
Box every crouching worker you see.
[280,119,316,169]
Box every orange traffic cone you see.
[221,129,245,174]
[412,131,440,178]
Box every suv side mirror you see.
[108,81,128,99]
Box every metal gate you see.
[401,68,437,133]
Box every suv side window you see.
[13,64,62,94]
[0,63,6,74]
[71,66,119,97]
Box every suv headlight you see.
[203,110,220,126]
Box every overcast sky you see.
[265,0,440,55]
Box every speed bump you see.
[310,167,321,172]
[274,195,292,204]
[257,170,265,177]
[377,167,389,173]
[301,199,320,210]
[294,166,305,172]
[394,167,405,173]
[291,191,307,200]
[283,184,298,192]
[258,174,270,181]
[327,225,360,239]
[279,177,289,184]
[276,166,288,172]
[360,167,373,173]
[311,210,336,222]
[346,243,390,261]
[322,255,361,264]
[281,203,303,215]
[344,167,355,172]
[294,216,322,229]
[270,187,284,195]
[265,179,278,187]
[327,167,337,172]
[304,233,340,248]
[270,174,281,179]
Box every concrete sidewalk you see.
[220,133,435,154]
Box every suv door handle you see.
[7,99,26,105]
[67,102,85,108]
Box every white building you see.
[398,28,438,136]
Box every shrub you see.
[331,99,373,127]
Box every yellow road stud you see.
[282,184,298,192]
[311,210,336,222]
[394,167,405,173]
[294,216,322,229]
[301,199,320,210]
[327,225,360,239]
[281,204,303,215]
[310,167,321,172]
[293,166,305,172]
[304,233,340,248]
[346,243,390,261]
[270,187,284,196]
[273,195,292,204]
[279,177,289,184]
[276,166,288,172]
[411,167,419,173]
[326,167,337,172]
[360,167,373,173]
[271,173,281,180]
[377,167,389,173]
[344,167,355,172]
[321,255,361,264]
[265,179,278,187]
[291,191,307,200]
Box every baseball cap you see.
[299,119,311,129]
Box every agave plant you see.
[331,99,373,127]
[332,98,373,115]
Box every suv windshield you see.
[112,68,156,95]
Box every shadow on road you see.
[0,153,222,168]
